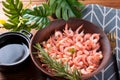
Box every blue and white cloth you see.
[82,4,120,80]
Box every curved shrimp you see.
[75,34,83,42]
[87,56,94,65]
[81,55,89,66]
[64,24,74,37]
[93,51,103,64]
[83,40,92,50]
[92,43,100,50]
[81,68,90,75]
[59,45,65,53]
[75,25,83,34]
[86,66,96,73]
[41,24,103,75]
[75,42,85,50]
[90,33,100,43]
[83,50,90,55]
[77,51,83,56]
[84,33,91,41]
[55,31,63,39]
[73,56,82,63]
[87,53,102,66]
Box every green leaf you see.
[48,0,85,20]
[15,0,19,6]
[48,0,56,7]
[23,4,52,29]
[55,5,61,18]
[3,8,18,15]
[3,23,15,29]
[17,1,23,12]
[2,0,28,31]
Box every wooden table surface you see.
[0,0,120,20]
[0,0,120,80]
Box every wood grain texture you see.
[80,0,120,9]
[1,0,120,20]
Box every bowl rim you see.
[30,18,111,79]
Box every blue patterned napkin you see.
[82,4,120,80]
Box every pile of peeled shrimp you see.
[41,24,103,75]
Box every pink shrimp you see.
[66,38,74,45]
[87,53,102,66]
[86,66,96,73]
[90,33,100,43]
[59,45,65,53]
[77,51,83,56]
[87,56,95,65]
[75,25,83,34]
[73,56,82,63]
[93,51,103,64]
[84,33,91,41]
[75,34,83,42]
[40,24,103,76]
[64,24,74,37]
[81,68,90,75]
[83,40,92,50]
[76,61,84,69]
[75,42,85,50]
[81,55,89,66]
[56,37,71,47]
[55,31,63,39]
[68,60,74,67]
[92,43,100,50]
[83,50,90,55]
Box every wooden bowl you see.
[30,18,111,79]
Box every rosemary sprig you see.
[34,43,82,80]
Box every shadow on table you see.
[0,57,52,80]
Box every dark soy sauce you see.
[0,42,29,65]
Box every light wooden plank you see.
[1,0,120,21]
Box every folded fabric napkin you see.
[82,4,120,80]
